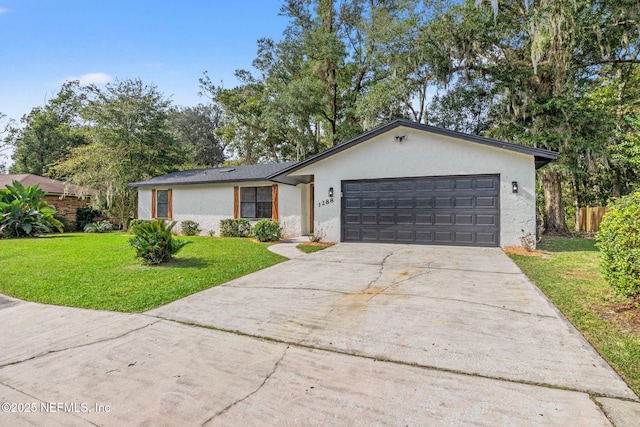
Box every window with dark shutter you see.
[156,190,170,219]
[240,187,272,219]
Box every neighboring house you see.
[129,119,558,247]
[0,174,98,231]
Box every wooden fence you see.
[577,207,609,233]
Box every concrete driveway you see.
[1,242,639,426]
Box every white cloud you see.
[67,72,112,85]
[0,8,8,13]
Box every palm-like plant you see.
[0,181,64,238]
[128,219,191,264]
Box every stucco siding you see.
[137,182,303,237]
[278,184,302,237]
[292,126,536,246]
[137,189,153,221]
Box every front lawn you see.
[508,236,640,396]
[0,233,285,312]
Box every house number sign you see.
[318,198,334,208]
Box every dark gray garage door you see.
[341,175,500,247]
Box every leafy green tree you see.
[52,79,186,228]
[0,112,12,168]
[200,71,276,163]
[8,81,88,176]
[169,104,226,167]
[201,0,402,162]
[425,0,640,232]
[0,181,63,238]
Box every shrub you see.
[0,181,64,238]
[252,220,282,242]
[84,220,114,233]
[219,218,251,237]
[181,220,201,236]
[308,231,325,243]
[128,219,191,265]
[128,219,150,233]
[76,207,103,231]
[596,191,640,298]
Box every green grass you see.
[0,233,285,312]
[296,243,334,254]
[509,236,640,396]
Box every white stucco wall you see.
[136,182,303,237]
[292,126,536,247]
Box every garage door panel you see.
[361,183,378,193]
[397,213,415,224]
[455,232,474,243]
[455,196,474,207]
[415,197,434,208]
[455,179,474,190]
[435,231,454,243]
[435,197,453,208]
[396,181,416,192]
[477,196,498,207]
[477,233,498,245]
[476,178,499,189]
[415,180,435,191]
[360,229,378,240]
[416,214,434,224]
[342,175,499,247]
[435,179,455,191]
[378,182,395,192]
[344,228,362,240]
[415,231,434,243]
[378,198,395,208]
[344,213,362,224]
[397,198,414,208]
[379,229,396,241]
[362,198,377,208]
[345,199,361,209]
[378,213,395,224]
[344,182,362,193]
[397,230,415,241]
[361,213,378,224]
[455,214,474,225]
[477,215,497,225]
[434,214,454,225]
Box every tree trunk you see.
[612,172,621,198]
[541,170,568,234]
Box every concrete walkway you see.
[1,243,639,426]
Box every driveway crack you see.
[0,319,161,368]
[362,251,394,294]
[202,345,289,425]
[224,285,351,296]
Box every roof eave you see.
[128,177,278,188]
[268,119,559,180]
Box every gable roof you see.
[0,174,98,196]
[128,162,296,188]
[268,119,559,184]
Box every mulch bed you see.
[502,246,545,257]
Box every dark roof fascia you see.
[128,162,297,188]
[268,119,559,181]
[128,177,276,188]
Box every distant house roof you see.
[268,119,559,185]
[128,162,297,188]
[0,174,98,197]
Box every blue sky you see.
[0,0,289,125]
